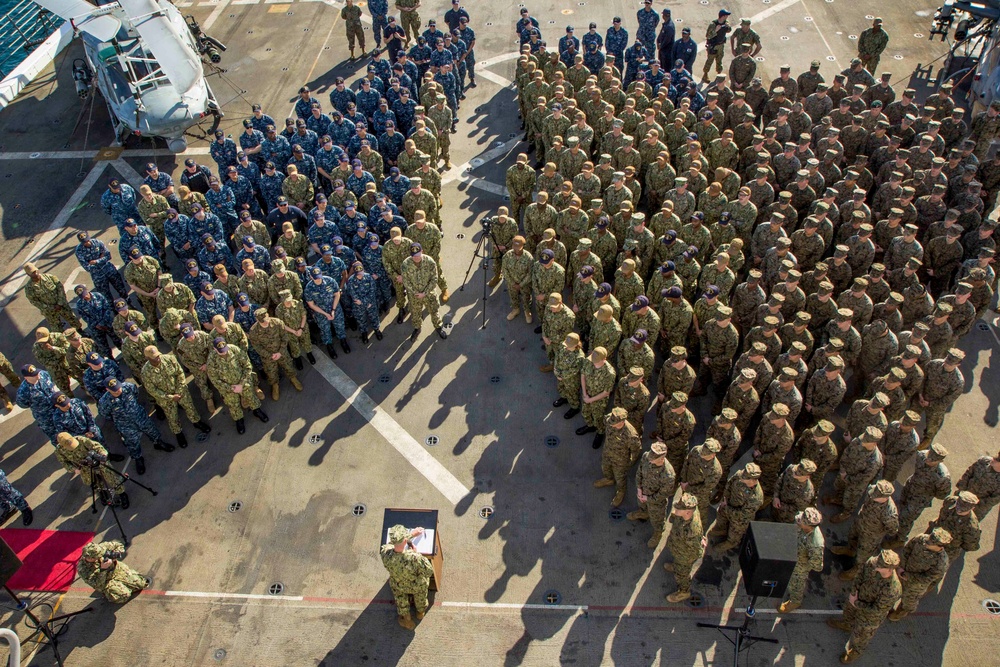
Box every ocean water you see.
[0,0,63,76]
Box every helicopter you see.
[33,0,227,152]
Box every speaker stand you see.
[697,595,778,667]
[4,585,94,667]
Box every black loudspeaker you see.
[738,521,797,598]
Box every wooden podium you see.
[381,508,443,591]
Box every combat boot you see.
[135,457,147,474]
[397,307,408,324]
[176,432,188,448]
[306,352,316,364]
[375,330,383,340]
[254,386,265,400]
[271,383,280,401]
[236,418,246,435]
[410,329,419,341]
[627,509,649,521]
[2,393,12,411]
[592,433,605,449]
[207,397,216,412]
[887,609,908,622]
[340,338,352,354]
[154,404,166,421]
[361,332,370,344]
[294,356,304,370]
[840,649,861,664]
[194,420,211,433]
[662,561,674,572]
[108,453,126,462]
[830,545,856,556]
[553,397,568,407]
[252,408,269,423]
[415,609,426,620]
[20,505,32,526]
[118,492,130,509]
[444,160,452,169]
[441,289,451,303]
[327,343,339,359]
[838,565,860,581]
[563,407,580,418]
[666,590,690,603]
[488,275,502,288]
[154,439,175,452]
[776,601,799,613]
[647,531,663,548]
[524,310,532,323]
[436,327,448,339]
[611,489,625,507]
[507,307,520,321]
[291,377,303,391]
[593,478,615,488]
[397,614,415,630]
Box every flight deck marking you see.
[311,354,471,505]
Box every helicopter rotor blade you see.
[31,0,122,42]
[116,0,202,96]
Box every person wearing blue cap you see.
[199,234,238,276]
[260,125,292,174]
[209,129,239,174]
[636,0,660,51]
[195,281,234,330]
[206,336,268,434]
[304,266,351,358]
[73,232,130,303]
[142,163,180,209]
[98,376,174,474]
[236,235,272,274]
[118,216,162,265]
[401,242,447,341]
[101,176,142,232]
[344,262,383,343]
[16,364,59,444]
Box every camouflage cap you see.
[816,419,835,435]
[945,348,965,365]
[876,549,900,568]
[873,479,895,498]
[927,443,948,461]
[81,542,106,559]
[957,490,980,508]
[702,438,721,454]
[870,392,889,409]
[862,426,884,442]
[650,441,668,457]
[799,507,823,526]
[738,368,757,383]
[388,525,410,544]
[796,459,818,475]
[827,337,845,350]
[769,403,790,419]
[902,409,921,425]
[591,346,608,362]
[564,332,581,348]
[669,345,688,360]
[928,527,953,546]
[627,366,645,381]
[826,356,845,370]
[668,391,689,407]
[719,407,738,423]
[742,462,762,479]
[677,493,699,509]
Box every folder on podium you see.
[381,508,443,591]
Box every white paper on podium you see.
[386,528,435,554]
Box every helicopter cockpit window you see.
[101,37,167,92]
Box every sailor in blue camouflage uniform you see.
[239,120,266,165]
[409,38,432,80]
[623,41,649,88]
[249,104,275,133]
[82,352,124,403]
[182,259,212,294]
[345,261,383,342]
[101,178,142,233]
[209,130,239,173]
[74,286,119,357]
[308,208,339,253]
[187,202,226,246]
[306,103,333,139]
[383,167,411,205]
[636,0,660,52]
[98,377,174,474]
[53,392,105,444]
[447,33,468,95]
[261,126,292,171]
[304,266,351,358]
[16,364,59,444]
[225,166,262,218]
[205,176,240,238]
[606,17,630,66]
[329,109,356,146]
[314,244,349,283]
[75,231,129,301]
[259,162,286,212]
[368,0,388,52]
[0,469,32,525]
[315,138,343,190]
[585,41,606,75]
[164,208,195,261]
[435,64,460,125]
[292,119,320,155]
[289,145,319,187]
[355,80,381,120]
[379,122,406,165]
[373,206,406,242]
[198,235,237,274]
[346,160,376,197]
[196,282,234,330]
[236,236,272,273]
[393,88,418,134]
[118,218,161,264]
[143,163,179,208]
[232,293,264,369]
[350,221,373,254]
[361,232,393,308]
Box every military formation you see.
[1,3,998,658]
[498,8,999,663]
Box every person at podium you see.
[381,524,434,629]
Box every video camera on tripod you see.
[80,450,108,468]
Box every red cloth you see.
[0,529,95,592]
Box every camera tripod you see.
[4,584,93,667]
[459,218,503,330]
[697,595,778,667]
[87,459,157,546]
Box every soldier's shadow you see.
[317,581,415,666]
